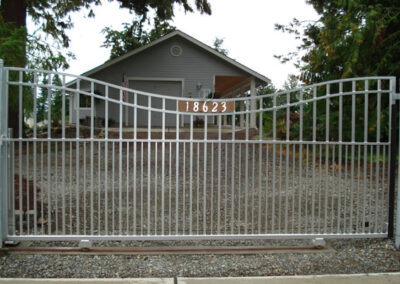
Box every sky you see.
[63,0,319,88]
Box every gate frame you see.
[0,59,399,246]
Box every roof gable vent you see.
[170,45,182,57]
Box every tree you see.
[102,18,176,60]
[212,37,229,56]
[0,0,211,136]
[275,1,398,141]
[275,0,400,83]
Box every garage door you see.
[128,80,182,127]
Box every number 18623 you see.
[178,101,234,113]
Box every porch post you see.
[250,78,256,128]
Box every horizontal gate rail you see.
[0,63,396,243]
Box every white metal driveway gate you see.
[0,61,398,245]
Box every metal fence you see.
[0,62,397,243]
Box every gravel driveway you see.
[0,239,399,278]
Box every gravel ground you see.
[0,238,399,278]
[6,135,398,278]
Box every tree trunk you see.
[1,0,27,138]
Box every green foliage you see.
[0,22,26,67]
[275,1,398,142]
[275,0,400,82]
[102,18,176,59]
[213,37,229,56]
[36,74,69,126]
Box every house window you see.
[79,95,91,108]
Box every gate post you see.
[0,58,8,247]
[395,79,400,249]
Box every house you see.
[69,30,270,128]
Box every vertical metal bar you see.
[210,141,213,234]
[198,142,201,234]
[189,114,193,235]
[305,144,309,233]
[112,141,115,234]
[154,142,158,234]
[83,141,86,234]
[41,142,45,235]
[17,71,23,234]
[98,141,101,234]
[230,115,235,235]
[298,89,303,234]
[32,73,38,234]
[202,115,208,235]
[324,84,330,234]
[141,142,144,235]
[238,143,242,233]
[75,80,80,235]
[119,90,123,235]
[126,142,130,233]
[90,82,94,236]
[338,82,343,233]
[104,86,109,235]
[331,145,336,232]
[61,75,66,235]
[9,129,15,236]
[362,80,368,233]
[388,79,398,238]
[318,144,323,233]
[251,143,255,233]
[272,93,277,233]
[344,145,348,232]
[161,98,166,235]
[350,81,356,233]
[224,141,228,234]
[0,60,6,243]
[26,142,30,234]
[375,80,381,233]
[265,140,269,233]
[381,146,386,233]
[244,102,249,234]
[356,145,361,233]
[46,75,53,234]
[311,87,317,233]
[369,145,373,233]
[202,116,208,235]
[217,115,222,234]
[285,92,290,234]
[55,141,59,234]
[169,142,172,235]
[278,143,282,233]
[175,107,180,235]
[258,98,263,234]
[292,143,296,233]
[147,97,151,235]
[183,142,186,234]
[133,92,137,235]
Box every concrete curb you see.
[0,279,173,284]
[179,273,400,283]
[1,273,400,284]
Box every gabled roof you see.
[81,30,270,84]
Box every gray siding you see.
[74,34,253,125]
